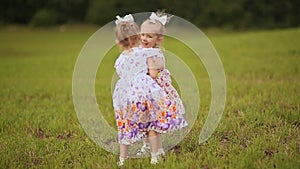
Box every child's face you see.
[140,21,163,48]
[140,33,161,48]
[140,33,163,48]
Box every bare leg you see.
[120,143,128,158]
[157,134,165,156]
[148,130,158,153]
[157,134,162,150]
[148,130,159,164]
[118,144,128,166]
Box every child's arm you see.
[145,48,165,78]
[147,57,161,78]
[153,57,165,70]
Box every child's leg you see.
[157,134,165,156]
[157,134,162,150]
[148,130,158,153]
[120,143,128,157]
[118,143,128,166]
[148,130,159,164]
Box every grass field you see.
[0,25,299,169]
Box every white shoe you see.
[117,156,127,167]
[150,152,159,165]
[157,148,165,157]
[136,143,150,156]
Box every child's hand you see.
[157,71,161,77]
[147,57,162,79]
[148,68,160,78]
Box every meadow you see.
[0,25,299,168]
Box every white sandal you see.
[157,148,165,157]
[150,152,159,165]
[117,156,127,167]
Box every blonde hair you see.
[115,21,139,49]
[140,11,172,36]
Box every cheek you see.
[150,39,156,44]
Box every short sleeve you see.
[143,48,165,69]
[142,48,164,59]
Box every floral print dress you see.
[113,47,187,145]
[148,48,186,115]
[155,69,186,115]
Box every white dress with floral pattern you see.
[113,47,187,145]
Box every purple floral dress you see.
[156,69,186,115]
[113,47,188,145]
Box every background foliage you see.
[0,0,299,29]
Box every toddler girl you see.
[136,12,187,157]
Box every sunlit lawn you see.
[0,25,299,168]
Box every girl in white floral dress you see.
[112,14,187,166]
[136,11,187,157]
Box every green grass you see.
[0,25,299,168]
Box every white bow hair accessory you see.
[115,14,134,25]
[149,12,167,25]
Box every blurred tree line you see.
[0,0,299,29]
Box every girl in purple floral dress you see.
[113,14,187,166]
[137,11,187,158]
